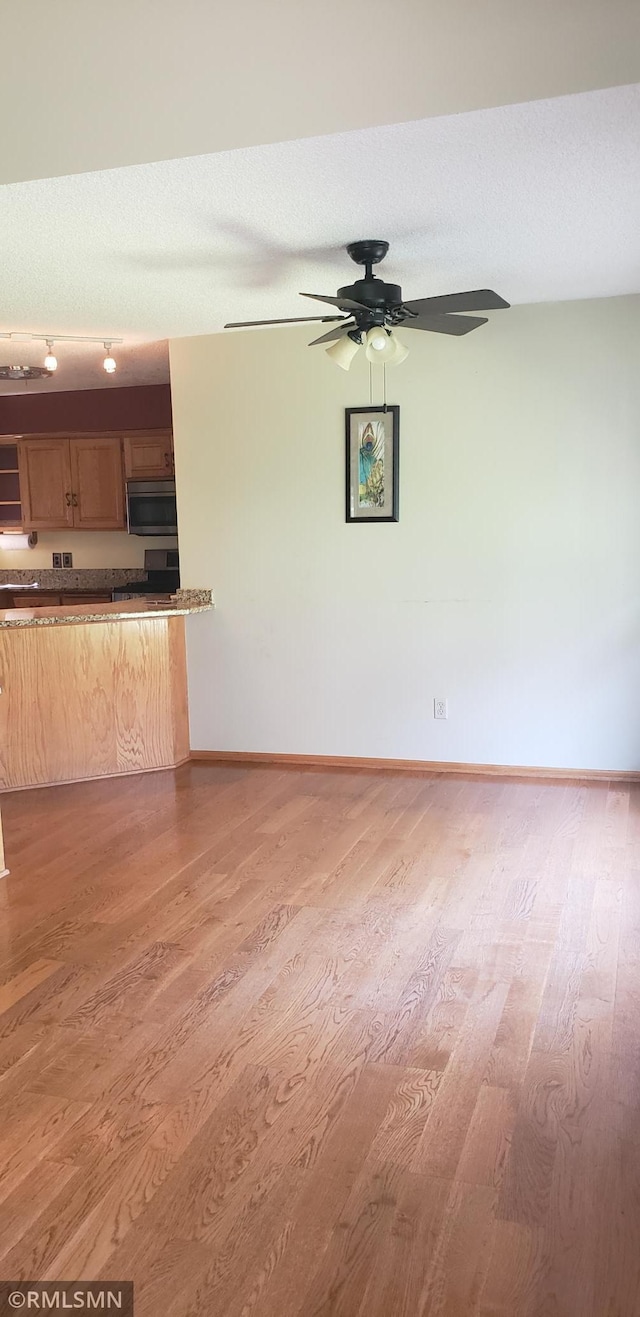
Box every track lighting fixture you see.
[43,341,58,371]
[103,343,117,374]
[0,332,123,382]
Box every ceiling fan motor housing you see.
[338,280,403,327]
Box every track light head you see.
[43,341,57,371]
[103,343,117,374]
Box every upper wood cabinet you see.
[19,436,125,531]
[124,431,174,480]
[69,437,125,529]
[19,439,74,530]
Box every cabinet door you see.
[10,593,62,608]
[124,432,174,479]
[70,437,125,530]
[18,439,74,530]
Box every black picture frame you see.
[345,405,399,523]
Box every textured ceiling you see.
[2,0,638,184]
[1,83,638,381]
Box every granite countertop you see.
[0,589,212,629]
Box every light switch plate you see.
[62,552,73,568]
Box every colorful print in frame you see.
[345,405,399,522]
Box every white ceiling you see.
[0,83,638,397]
[2,0,638,185]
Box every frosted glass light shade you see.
[326,335,360,370]
[389,335,409,365]
[103,353,117,373]
[365,327,396,363]
[44,347,57,371]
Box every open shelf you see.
[0,445,22,526]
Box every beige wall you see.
[170,296,640,771]
[0,531,177,572]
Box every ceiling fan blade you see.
[224,315,345,329]
[307,323,356,346]
[300,292,370,312]
[403,313,489,336]
[403,289,510,316]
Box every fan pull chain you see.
[369,359,373,407]
[383,363,387,410]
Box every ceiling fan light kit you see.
[224,238,510,371]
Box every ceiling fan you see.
[0,365,53,381]
[224,239,510,369]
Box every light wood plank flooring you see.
[0,763,639,1315]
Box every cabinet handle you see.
[164,452,171,468]
[72,493,78,507]
[65,491,72,506]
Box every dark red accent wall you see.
[0,384,172,434]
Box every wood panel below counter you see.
[0,616,189,790]
[0,803,7,875]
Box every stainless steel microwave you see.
[126,480,178,536]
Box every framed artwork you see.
[345,405,399,522]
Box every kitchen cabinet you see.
[18,439,74,530]
[9,593,63,608]
[0,442,23,529]
[124,431,174,480]
[2,591,112,610]
[19,436,125,531]
[69,437,125,529]
[0,611,190,790]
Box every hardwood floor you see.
[0,762,638,1315]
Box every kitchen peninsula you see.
[0,591,211,791]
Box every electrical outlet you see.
[52,553,62,569]
[434,698,448,720]
[62,552,73,568]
